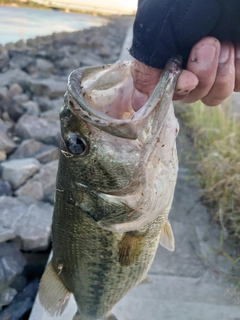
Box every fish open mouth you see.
[67,57,182,139]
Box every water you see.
[0,6,108,45]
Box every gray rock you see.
[0,196,53,251]
[20,100,40,117]
[9,54,35,70]
[0,287,17,308]
[55,55,79,70]
[16,160,58,204]
[0,242,26,290]
[8,93,30,121]
[4,42,16,51]
[0,179,12,196]
[0,119,16,154]
[33,96,52,112]
[28,77,67,98]
[9,139,59,164]
[0,132,16,154]
[36,58,54,74]
[0,86,9,111]
[79,51,103,66]
[0,51,9,71]
[8,83,23,97]
[0,297,33,319]
[1,158,40,189]
[0,69,29,87]
[0,226,15,243]
[16,114,60,146]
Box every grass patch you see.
[178,100,240,244]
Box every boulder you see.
[1,158,40,189]
[0,196,53,251]
[15,114,60,146]
[15,160,58,204]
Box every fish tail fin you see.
[39,259,71,316]
[159,220,175,251]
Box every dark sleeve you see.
[130,0,240,68]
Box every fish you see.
[39,56,182,320]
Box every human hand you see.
[131,37,239,111]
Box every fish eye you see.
[66,133,87,156]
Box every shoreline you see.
[0,2,134,16]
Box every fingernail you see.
[196,45,216,69]
[219,43,229,63]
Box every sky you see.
[34,0,138,13]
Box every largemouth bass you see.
[39,57,181,320]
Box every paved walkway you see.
[30,26,240,320]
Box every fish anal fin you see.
[73,311,118,320]
[103,312,118,320]
[159,220,175,251]
[139,275,152,285]
[118,231,145,267]
[39,259,71,316]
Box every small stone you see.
[9,139,59,164]
[1,158,41,189]
[8,84,23,97]
[27,77,67,98]
[0,86,9,111]
[0,226,15,243]
[0,150,6,160]
[0,287,17,308]
[33,96,52,112]
[0,132,16,155]
[0,179,12,196]
[0,51,9,71]
[36,58,54,74]
[16,114,60,146]
[10,276,27,292]
[55,55,79,70]
[0,242,26,290]
[20,100,40,117]
[8,93,30,121]
[0,69,29,87]
[16,160,58,204]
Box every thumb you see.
[131,59,162,111]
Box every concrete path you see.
[29,26,240,320]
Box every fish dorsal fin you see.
[159,220,175,251]
[38,260,71,316]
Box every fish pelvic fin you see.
[159,220,175,251]
[39,259,71,316]
[118,231,145,267]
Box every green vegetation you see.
[178,100,240,245]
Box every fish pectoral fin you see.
[39,259,71,316]
[118,231,145,267]
[159,220,175,251]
